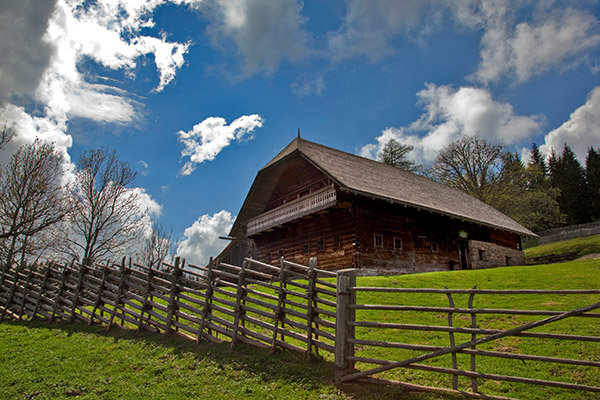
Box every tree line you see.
[0,129,172,271]
[381,137,600,233]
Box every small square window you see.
[317,239,325,252]
[431,242,439,253]
[302,243,310,255]
[333,235,341,249]
[394,237,402,251]
[374,234,384,249]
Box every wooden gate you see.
[335,269,600,399]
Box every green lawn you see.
[0,259,598,400]
[524,234,600,260]
[350,259,600,400]
[0,319,451,400]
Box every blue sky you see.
[2,0,600,266]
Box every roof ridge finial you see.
[297,128,301,138]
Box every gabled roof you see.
[230,137,536,238]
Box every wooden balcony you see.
[247,187,337,236]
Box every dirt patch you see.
[577,253,600,260]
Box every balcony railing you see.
[247,187,337,236]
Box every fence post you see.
[50,265,69,322]
[271,257,288,353]
[18,267,33,320]
[165,257,182,335]
[468,286,478,392]
[137,260,154,333]
[32,263,52,320]
[198,257,214,343]
[445,287,458,390]
[335,268,356,382]
[306,257,317,359]
[69,263,88,323]
[230,260,248,350]
[0,266,19,321]
[91,262,110,326]
[107,257,127,331]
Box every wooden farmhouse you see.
[224,137,535,275]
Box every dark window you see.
[278,249,285,259]
[431,242,439,253]
[302,243,310,255]
[317,239,325,252]
[479,250,485,261]
[374,234,383,249]
[333,235,341,249]
[394,237,402,251]
[506,256,511,266]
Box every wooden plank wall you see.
[253,206,356,271]
[0,256,337,359]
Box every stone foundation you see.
[468,240,525,269]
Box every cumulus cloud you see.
[202,0,311,75]
[176,210,235,267]
[360,83,543,163]
[0,0,57,106]
[178,114,264,175]
[0,0,191,169]
[454,4,600,83]
[327,0,441,62]
[539,86,600,163]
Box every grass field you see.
[0,258,598,399]
[523,234,600,260]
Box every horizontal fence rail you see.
[0,256,337,360]
[335,269,600,400]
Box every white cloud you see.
[176,210,235,267]
[360,83,543,163]
[178,114,264,175]
[0,0,191,167]
[454,4,600,83]
[291,74,325,98]
[65,83,138,123]
[204,0,312,75]
[132,187,163,218]
[539,86,600,163]
[327,0,441,62]
[137,160,150,176]
[0,104,73,165]
[0,0,57,105]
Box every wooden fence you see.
[2,260,600,399]
[0,256,337,358]
[335,269,600,399]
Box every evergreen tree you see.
[529,143,547,176]
[549,144,591,225]
[586,147,600,220]
[495,153,564,232]
[380,139,421,173]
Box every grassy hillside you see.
[1,259,598,399]
[524,234,600,260]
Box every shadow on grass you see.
[2,319,456,400]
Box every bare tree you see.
[141,221,173,269]
[428,135,512,207]
[64,148,143,264]
[0,140,67,269]
[0,124,14,150]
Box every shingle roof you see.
[231,138,536,238]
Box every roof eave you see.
[338,187,537,238]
